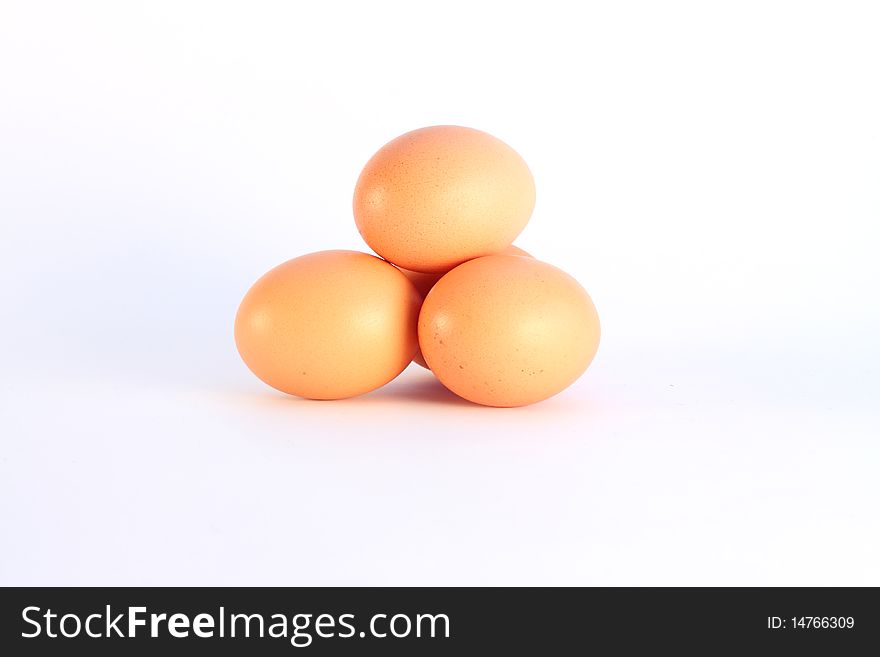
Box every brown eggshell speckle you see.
[235,250,420,399]
[354,126,536,273]
[418,255,600,407]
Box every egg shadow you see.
[230,368,487,410]
[365,374,477,408]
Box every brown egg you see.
[354,126,536,273]
[419,255,600,407]
[235,250,420,399]
[399,245,533,369]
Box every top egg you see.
[353,126,536,273]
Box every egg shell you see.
[399,245,533,369]
[419,255,600,407]
[354,126,536,273]
[235,250,420,399]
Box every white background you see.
[1,1,878,585]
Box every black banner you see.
[1,587,876,654]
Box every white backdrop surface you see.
[1,1,878,585]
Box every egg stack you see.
[235,126,600,407]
